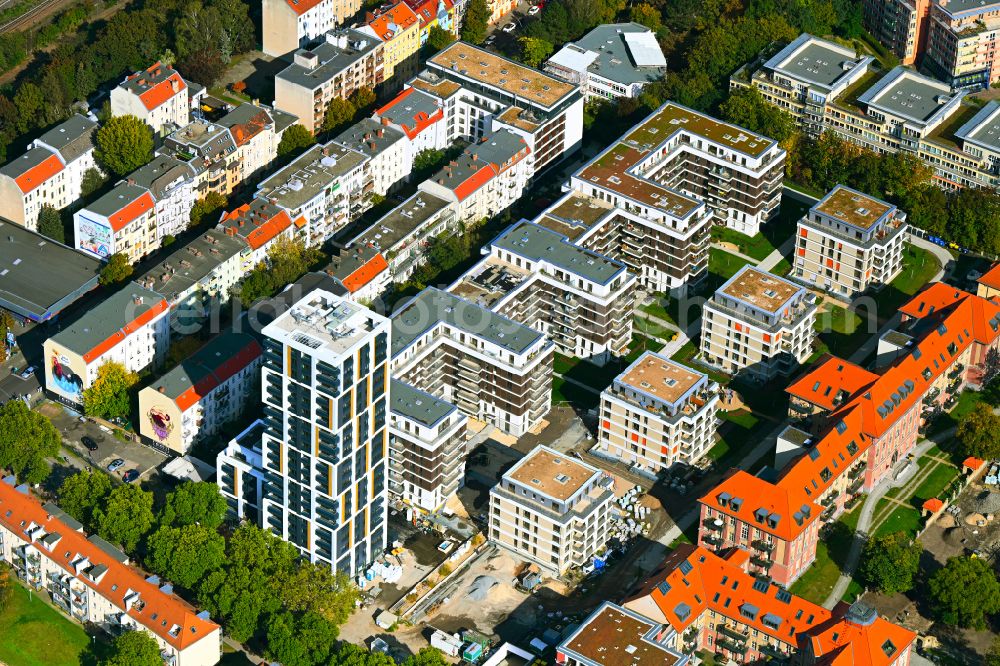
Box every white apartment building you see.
[334,118,409,196]
[388,379,468,513]
[545,23,667,100]
[794,185,908,299]
[44,285,170,407]
[138,331,263,454]
[701,266,818,381]
[129,155,199,243]
[230,291,391,576]
[418,129,533,224]
[597,352,720,476]
[0,114,98,231]
[262,0,359,57]
[488,445,616,575]
[274,31,384,134]
[0,480,222,666]
[110,62,190,135]
[449,220,636,363]
[391,287,553,437]
[73,183,158,263]
[254,143,369,245]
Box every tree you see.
[95,484,155,552]
[81,168,107,199]
[146,524,226,588]
[928,555,1000,629]
[858,531,922,594]
[426,26,455,53]
[328,643,396,666]
[189,191,228,227]
[160,481,227,529]
[280,562,359,626]
[0,400,60,484]
[956,402,1000,460]
[323,97,357,135]
[519,37,554,68]
[629,3,662,31]
[177,47,226,86]
[462,0,490,44]
[99,253,134,286]
[83,361,138,420]
[101,630,162,666]
[58,470,113,527]
[37,205,66,243]
[95,115,153,177]
[277,124,315,158]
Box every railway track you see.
[0,0,64,35]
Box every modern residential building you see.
[254,142,369,244]
[333,118,409,196]
[73,183,157,263]
[449,220,636,362]
[0,220,101,323]
[138,330,263,454]
[217,198,308,269]
[159,120,241,197]
[388,379,467,512]
[274,31,384,134]
[128,154,199,243]
[596,352,720,476]
[488,445,616,575]
[358,2,421,81]
[794,185,909,298]
[0,114,98,231]
[699,283,1000,586]
[579,544,918,665]
[418,42,585,175]
[0,479,223,666]
[110,62,190,135]
[418,129,533,224]
[390,287,553,437]
[545,23,667,100]
[262,0,361,56]
[44,285,170,407]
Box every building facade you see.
[488,445,616,575]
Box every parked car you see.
[502,22,516,32]
[107,458,125,472]
[81,436,99,452]
[122,469,139,483]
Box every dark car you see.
[81,436,99,452]
[122,469,139,483]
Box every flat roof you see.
[505,445,598,502]
[428,41,577,109]
[134,229,244,303]
[813,185,894,230]
[492,220,625,285]
[617,352,704,405]
[719,265,801,314]
[0,220,101,321]
[561,604,681,666]
[256,143,368,211]
[49,284,166,356]
[263,289,385,357]
[390,287,544,357]
[348,191,451,253]
[955,100,1000,152]
[765,33,865,92]
[276,30,381,90]
[858,67,962,127]
[390,378,456,428]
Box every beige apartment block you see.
[701,266,818,381]
[488,445,616,575]
[597,352,720,475]
[794,185,908,299]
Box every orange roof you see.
[963,456,985,471]
[978,263,1000,290]
[367,2,420,40]
[14,153,64,194]
[284,0,325,15]
[341,252,388,293]
[83,297,169,363]
[786,355,878,410]
[922,498,944,513]
[108,191,155,232]
[808,608,916,666]
[0,479,220,649]
[453,164,498,201]
[699,470,821,542]
[174,339,262,411]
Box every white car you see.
[528,5,540,14]
[502,22,516,32]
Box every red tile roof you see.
[108,191,155,233]
[174,338,263,412]
[786,355,878,411]
[978,263,1000,290]
[83,297,169,363]
[284,0,325,15]
[14,154,63,194]
[341,252,388,293]
[0,480,220,650]
[367,2,419,40]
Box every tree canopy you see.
[928,555,1000,629]
[95,115,154,177]
[83,361,138,420]
[0,399,60,484]
[859,531,922,594]
[956,403,1000,461]
[95,484,155,552]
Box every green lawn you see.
[711,226,776,261]
[0,583,91,666]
